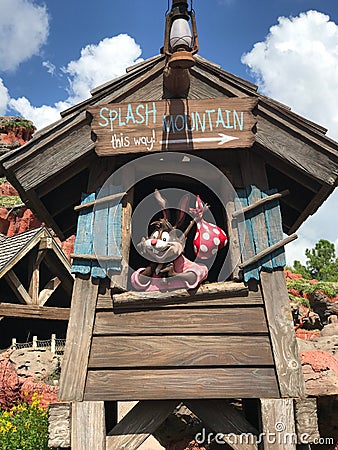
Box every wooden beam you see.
[113,281,249,310]
[233,190,290,219]
[89,335,274,368]
[186,400,258,450]
[261,399,296,450]
[98,290,263,310]
[106,400,179,450]
[239,234,298,270]
[84,368,279,401]
[38,276,61,306]
[0,302,69,320]
[4,270,33,305]
[94,307,268,335]
[261,270,305,397]
[59,275,99,402]
[74,191,127,211]
[72,401,106,450]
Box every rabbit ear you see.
[154,189,168,220]
[176,194,190,229]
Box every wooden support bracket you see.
[233,189,290,219]
[74,191,127,211]
[106,400,179,450]
[5,270,33,305]
[38,276,61,306]
[239,233,298,270]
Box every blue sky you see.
[0,0,338,264]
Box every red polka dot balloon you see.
[191,196,228,260]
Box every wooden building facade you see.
[1,54,338,449]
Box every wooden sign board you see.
[89,97,258,156]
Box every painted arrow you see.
[159,133,239,146]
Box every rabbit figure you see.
[131,190,208,292]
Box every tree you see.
[291,239,338,281]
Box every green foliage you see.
[0,196,22,208]
[3,119,35,131]
[0,393,51,450]
[0,177,7,185]
[290,239,338,282]
[287,279,338,298]
[288,293,310,308]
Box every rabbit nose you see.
[151,239,158,246]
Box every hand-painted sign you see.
[89,97,258,156]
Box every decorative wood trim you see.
[71,401,106,450]
[261,399,296,450]
[239,234,298,270]
[4,270,33,305]
[106,400,179,450]
[232,190,290,219]
[0,302,69,320]
[74,191,127,211]
[58,275,99,402]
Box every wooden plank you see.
[113,281,249,310]
[0,302,69,320]
[72,401,106,450]
[111,168,134,291]
[239,234,298,270]
[94,307,268,335]
[58,276,99,402]
[71,253,121,262]
[232,190,290,219]
[84,368,280,400]
[89,97,258,156]
[261,399,296,450]
[186,400,258,450]
[38,276,61,306]
[4,270,33,305]
[261,270,305,397]
[97,290,263,310]
[89,335,274,368]
[106,400,179,450]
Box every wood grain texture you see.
[106,400,179,450]
[294,398,320,444]
[93,307,268,335]
[261,270,305,397]
[71,401,106,450]
[89,97,258,156]
[0,302,69,320]
[4,270,32,305]
[88,335,274,368]
[84,368,279,400]
[261,399,296,450]
[112,281,250,310]
[97,290,263,310]
[58,276,99,402]
[186,400,258,450]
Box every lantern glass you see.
[169,18,193,51]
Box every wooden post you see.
[32,335,37,349]
[11,338,17,349]
[294,398,320,444]
[261,399,296,450]
[72,401,106,450]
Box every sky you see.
[0,0,337,265]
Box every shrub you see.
[0,392,51,450]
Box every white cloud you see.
[0,79,9,115]
[0,0,49,72]
[242,10,338,140]
[42,60,56,76]
[9,34,143,130]
[242,10,338,265]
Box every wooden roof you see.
[1,54,337,239]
